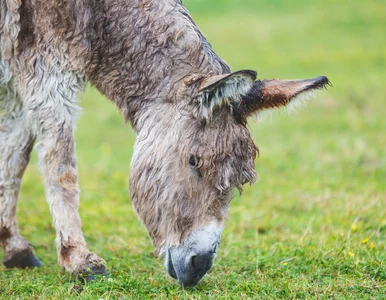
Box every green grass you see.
[1,0,386,298]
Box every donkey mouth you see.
[164,221,222,287]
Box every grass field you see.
[1,0,386,298]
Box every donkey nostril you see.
[190,253,215,273]
[191,255,198,269]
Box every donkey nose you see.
[166,249,216,287]
[165,221,222,287]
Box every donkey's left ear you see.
[238,76,331,118]
[196,70,257,120]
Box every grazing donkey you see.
[0,0,329,287]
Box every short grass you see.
[1,0,385,298]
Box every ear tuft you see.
[196,70,256,120]
[285,90,316,113]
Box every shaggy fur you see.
[0,0,328,280]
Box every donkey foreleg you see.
[36,122,107,280]
[16,59,108,280]
[0,97,41,268]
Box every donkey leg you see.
[0,93,41,268]
[17,66,108,281]
[35,121,108,281]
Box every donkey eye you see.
[188,155,200,168]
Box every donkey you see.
[0,0,329,287]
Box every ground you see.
[1,0,385,298]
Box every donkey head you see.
[130,70,329,287]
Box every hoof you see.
[3,249,43,269]
[76,262,109,283]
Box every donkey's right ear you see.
[194,70,257,120]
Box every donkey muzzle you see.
[167,248,216,287]
[165,221,222,287]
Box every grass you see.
[1,0,385,298]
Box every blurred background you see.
[8,0,386,297]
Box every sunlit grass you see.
[1,0,385,298]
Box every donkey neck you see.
[86,0,230,128]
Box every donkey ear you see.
[239,76,331,118]
[196,70,256,120]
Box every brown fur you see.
[17,0,35,53]
[60,242,76,265]
[56,167,78,192]
[0,226,11,244]
[130,103,258,249]
[238,77,330,119]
